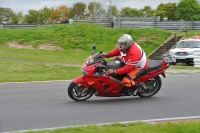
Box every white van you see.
[169,37,200,64]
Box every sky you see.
[0,0,192,14]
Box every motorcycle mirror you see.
[92,43,96,55]
[92,43,96,50]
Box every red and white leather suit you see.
[107,42,148,87]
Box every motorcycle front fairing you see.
[83,63,123,96]
[72,52,104,88]
[77,52,124,97]
[73,52,106,87]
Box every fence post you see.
[193,49,200,67]
[174,33,177,44]
[110,17,112,28]
[190,21,193,30]
[152,16,156,28]
[118,16,121,28]
[0,23,2,29]
[186,23,188,36]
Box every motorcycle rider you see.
[101,34,148,93]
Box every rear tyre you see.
[137,76,162,98]
[68,82,95,101]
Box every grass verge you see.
[0,60,81,82]
[0,23,170,82]
[170,63,200,70]
[21,120,200,133]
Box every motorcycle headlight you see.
[81,69,88,75]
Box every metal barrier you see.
[113,17,198,30]
[193,49,200,67]
[75,18,113,27]
[113,16,158,28]
[1,18,113,28]
[1,24,53,28]
[2,17,200,30]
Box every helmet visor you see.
[118,43,126,47]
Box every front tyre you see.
[138,76,162,98]
[68,82,95,101]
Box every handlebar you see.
[96,63,107,69]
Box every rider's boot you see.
[130,82,139,96]
[121,82,139,96]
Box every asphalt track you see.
[1,72,200,132]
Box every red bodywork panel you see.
[73,75,123,97]
[137,60,168,82]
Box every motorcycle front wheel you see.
[68,82,95,101]
[137,76,162,98]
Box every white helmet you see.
[118,34,133,52]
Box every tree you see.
[156,2,177,20]
[177,0,200,20]
[0,7,13,23]
[88,2,105,18]
[68,2,86,19]
[11,12,23,24]
[141,6,155,17]
[48,5,70,23]
[24,9,39,24]
[111,6,118,17]
[106,6,118,17]
[120,7,142,17]
[23,7,53,24]
[38,6,53,24]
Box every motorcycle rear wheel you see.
[68,82,95,101]
[137,76,162,98]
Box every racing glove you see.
[101,53,109,58]
[105,69,116,75]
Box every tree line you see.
[0,0,200,24]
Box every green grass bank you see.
[1,22,200,82]
[0,22,170,82]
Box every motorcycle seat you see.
[111,60,162,80]
[139,60,162,77]
[146,60,162,71]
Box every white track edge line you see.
[0,80,72,84]
[4,116,200,133]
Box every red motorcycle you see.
[68,44,176,101]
